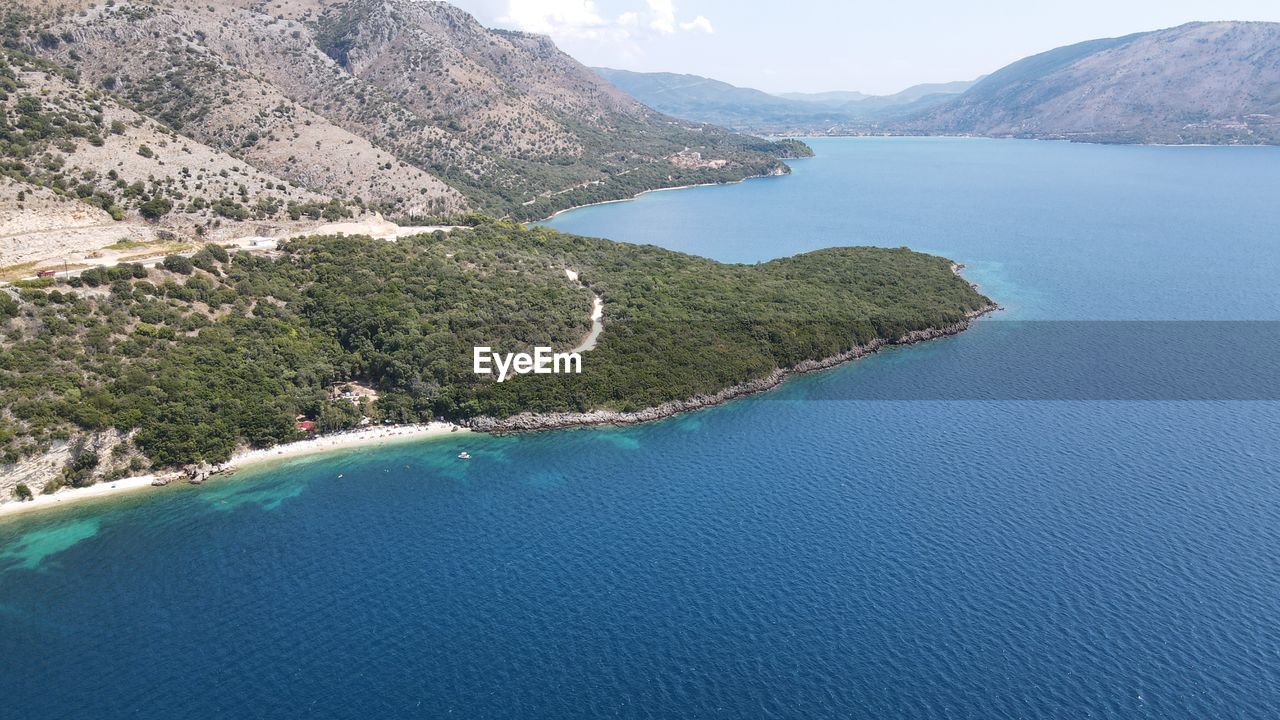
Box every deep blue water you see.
[3,138,1279,718]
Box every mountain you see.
[898,22,1280,144]
[0,48,346,270]
[781,80,979,111]
[776,90,871,107]
[595,67,974,133]
[594,67,852,133]
[600,22,1280,146]
[833,80,981,114]
[0,0,804,264]
[595,68,809,119]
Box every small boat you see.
[337,474,344,479]
[457,452,471,460]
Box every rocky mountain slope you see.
[896,22,1280,144]
[0,49,344,268]
[0,0,804,272]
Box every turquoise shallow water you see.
[3,138,1279,718]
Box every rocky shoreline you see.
[0,309,996,517]
[467,304,999,433]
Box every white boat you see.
[457,452,471,460]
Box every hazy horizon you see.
[594,66,986,99]
[447,1,1280,95]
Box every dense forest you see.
[0,222,988,491]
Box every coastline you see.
[468,303,1000,433]
[536,165,791,222]
[758,132,1280,148]
[0,422,467,519]
[1,255,990,520]
[228,421,466,471]
[0,306,994,520]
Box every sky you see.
[446,0,1280,95]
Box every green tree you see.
[139,196,173,220]
[162,255,194,275]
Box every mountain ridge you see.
[598,22,1280,145]
[896,21,1280,144]
[595,67,975,134]
[0,0,806,270]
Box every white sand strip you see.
[0,422,468,519]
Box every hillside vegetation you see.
[3,0,805,227]
[0,223,989,494]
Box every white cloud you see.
[500,0,608,37]
[679,15,713,33]
[499,0,711,41]
[646,0,676,34]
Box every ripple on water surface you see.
[4,139,1280,719]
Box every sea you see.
[2,137,1277,719]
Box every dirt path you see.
[565,268,604,353]
[5,216,461,283]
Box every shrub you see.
[204,243,230,263]
[80,267,108,287]
[64,451,100,488]
[139,196,173,220]
[162,255,193,275]
[212,198,249,220]
[191,252,219,276]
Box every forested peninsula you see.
[0,221,991,497]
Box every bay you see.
[3,138,1278,719]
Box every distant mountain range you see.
[598,21,1280,145]
[594,68,977,134]
[779,81,980,110]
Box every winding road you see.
[565,268,604,353]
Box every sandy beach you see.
[0,421,467,519]
[229,421,466,469]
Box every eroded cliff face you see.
[0,428,139,503]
